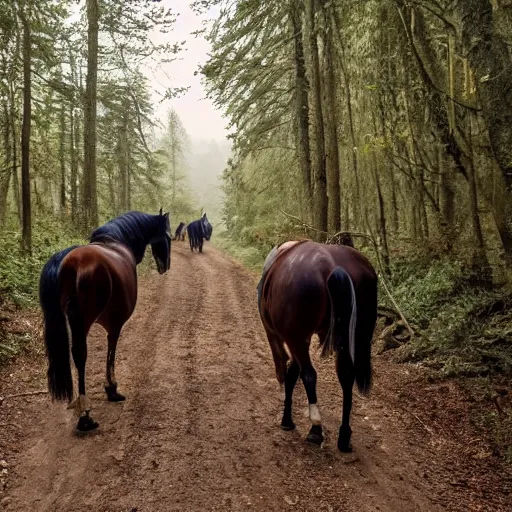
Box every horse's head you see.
[151,209,171,274]
[201,213,213,241]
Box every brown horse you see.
[257,240,378,452]
[39,210,171,432]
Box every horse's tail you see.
[324,267,371,395]
[39,246,78,402]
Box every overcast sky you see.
[145,1,228,143]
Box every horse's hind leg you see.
[336,351,355,452]
[68,315,98,432]
[281,360,300,430]
[105,330,126,402]
[296,346,323,445]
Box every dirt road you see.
[1,244,511,511]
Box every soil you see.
[0,243,511,511]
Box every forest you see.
[0,0,229,309]
[200,0,512,385]
[0,0,511,497]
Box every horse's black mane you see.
[90,211,163,263]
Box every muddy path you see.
[1,243,511,511]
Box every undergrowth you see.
[387,258,512,377]
[0,218,84,364]
[0,218,85,307]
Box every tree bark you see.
[70,105,78,223]
[59,100,66,214]
[82,0,99,232]
[11,107,21,226]
[322,3,341,232]
[118,101,130,213]
[20,5,31,254]
[290,1,313,221]
[305,0,327,233]
[371,149,390,275]
[0,101,11,225]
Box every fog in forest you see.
[145,0,231,226]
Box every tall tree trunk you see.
[82,0,99,232]
[371,150,390,275]
[290,1,313,223]
[418,169,429,240]
[20,5,31,254]
[458,0,512,264]
[322,4,341,232]
[305,0,327,233]
[389,171,399,232]
[467,157,490,274]
[59,100,66,214]
[11,111,21,226]
[75,103,82,218]
[0,101,11,225]
[439,156,455,252]
[118,103,129,213]
[69,50,78,224]
[70,105,78,223]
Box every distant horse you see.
[187,213,212,253]
[174,222,187,241]
[258,240,377,452]
[39,210,171,432]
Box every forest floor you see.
[0,243,511,511]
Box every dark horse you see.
[187,213,212,253]
[174,221,187,241]
[39,210,171,432]
[258,240,377,452]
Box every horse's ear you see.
[202,213,207,219]
[163,212,169,219]
[159,207,163,216]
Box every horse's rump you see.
[259,241,377,347]
[59,244,137,332]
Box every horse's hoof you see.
[338,425,352,452]
[338,442,353,453]
[105,385,126,402]
[76,414,99,433]
[108,392,125,402]
[306,425,323,445]
[280,421,296,431]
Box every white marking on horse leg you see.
[309,403,322,425]
[79,394,91,414]
[67,394,91,416]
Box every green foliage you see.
[389,259,512,376]
[0,217,83,306]
[213,232,269,272]
[389,259,469,329]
